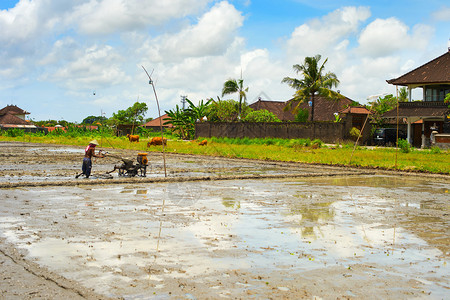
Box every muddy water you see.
[0,175,448,299]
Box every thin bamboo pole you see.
[141,66,167,177]
[395,86,399,169]
[349,112,370,165]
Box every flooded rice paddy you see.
[0,142,449,298]
[0,171,448,299]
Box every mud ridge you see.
[0,171,373,189]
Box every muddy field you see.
[0,141,449,299]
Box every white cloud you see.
[72,0,210,35]
[358,18,408,57]
[431,5,450,21]
[43,45,131,90]
[0,0,42,43]
[0,0,76,44]
[148,1,244,61]
[286,6,371,59]
[357,18,433,57]
[39,38,80,66]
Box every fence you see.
[195,118,371,144]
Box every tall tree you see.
[111,102,148,125]
[366,94,397,127]
[398,87,408,102]
[282,55,340,121]
[221,77,248,120]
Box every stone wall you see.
[195,117,373,144]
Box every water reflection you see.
[285,200,335,239]
[222,198,240,209]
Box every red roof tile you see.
[339,106,372,115]
[142,114,173,127]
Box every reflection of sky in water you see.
[0,176,448,298]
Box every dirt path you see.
[0,141,448,299]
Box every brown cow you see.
[126,134,139,142]
[198,139,208,146]
[147,136,167,147]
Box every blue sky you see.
[1,0,449,122]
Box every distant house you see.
[45,126,67,133]
[338,106,372,130]
[0,105,30,120]
[249,95,359,122]
[385,49,450,147]
[141,114,173,132]
[0,105,45,133]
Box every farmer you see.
[77,140,105,178]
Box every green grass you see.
[1,135,449,174]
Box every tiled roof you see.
[0,105,29,116]
[287,96,357,121]
[249,100,292,120]
[249,96,358,121]
[142,114,173,127]
[387,50,450,85]
[339,106,372,115]
[0,112,33,125]
[383,102,449,118]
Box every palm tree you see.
[282,55,340,121]
[222,77,248,120]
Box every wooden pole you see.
[142,66,167,177]
[395,86,399,169]
[349,112,370,165]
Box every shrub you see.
[4,128,25,137]
[311,139,323,148]
[302,138,311,147]
[349,127,361,141]
[430,146,441,154]
[243,110,281,122]
[295,108,309,122]
[264,138,275,145]
[398,139,411,153]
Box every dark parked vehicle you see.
[373,128,406,146]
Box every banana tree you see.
[185,98,213,122]
[164,105,194,139]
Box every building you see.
[385,49,450,147]
[141,114,173,132]
[0,105,45,133]
[338,106,372,129]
